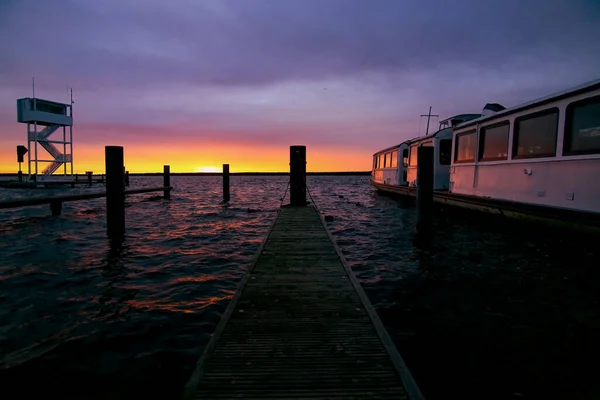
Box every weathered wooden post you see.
[50,200,62,216]
[86,171,92,186]
[163,165,171,199]
[124,170,130,187]
[290,145,307,206]
[416,146,434,233]
[17,171,22,182]
[223,164,230,202]
[105,146,125,238]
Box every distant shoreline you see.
[0,171,370,177]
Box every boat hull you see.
[370,180,600,232]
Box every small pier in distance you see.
[185,147,423,399]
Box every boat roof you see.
[407,113,481,145]
[455,78,600,130]
[439,113,481,126]
[372,113,481,155]
[406,128,449,146]
[372,141,409,156]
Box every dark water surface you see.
[1,176,598,399]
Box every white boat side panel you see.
[373,168,399,185]
[450,159,600,213]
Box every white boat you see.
[406,114,480,190]
[450,79,600,214]
[371,78,600,223]
[371,114,480,190]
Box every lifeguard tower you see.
[16,94,73,181]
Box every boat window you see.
[454,130,477,163]
[391,150,398,168]
[373,156,377,169]
[378,154,384,168]
[439,139,452,165]
[409,145,418,166]
[564,95,600,155]
[402,149,409,167]
[513,108,558,159]
[479,122,509,161]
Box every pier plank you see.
[185,206,423,399]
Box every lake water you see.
[1,176,598,399]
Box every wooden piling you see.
[124,170,130,187]
[17,171,22,182]
[416,146,434,232]
[105,146,125,238]
[222,163,230,202]
[163,165,171,200]
[50,200,62,216]
[290,145,306,206]
[86,171,92,186]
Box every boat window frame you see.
[390,150,398,168]
[479,121,510,162]
[439,139,452,165]
[512,107,559,159]
[402,148,409,167]
[408,145,419,167]
[454,130,477,163]
[563,95,600,156]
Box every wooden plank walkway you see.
[185,205,423,399]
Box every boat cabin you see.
[450,79,600,213]
[406,114,480,190]
[372,142,410,186]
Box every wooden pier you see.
[185,205,423,399]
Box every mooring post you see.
[163,165,171,199]
[18,171,22,182]
[50,200,62,216]
[125,170,130,187]
[105,146,125,239]
[290,145,307,206]
[86,171,92,186]
[223,164,230,202]
[416,146,434,233]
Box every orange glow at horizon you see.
[0,142,372,174]
[196,166,221,173]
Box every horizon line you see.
[0,171,371,176]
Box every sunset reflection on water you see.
[2,175,598,399]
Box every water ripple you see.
[1,175,599,399]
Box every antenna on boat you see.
[420,106,439,136]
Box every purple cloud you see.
[0,0,599,158]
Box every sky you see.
[1,0,599,173]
